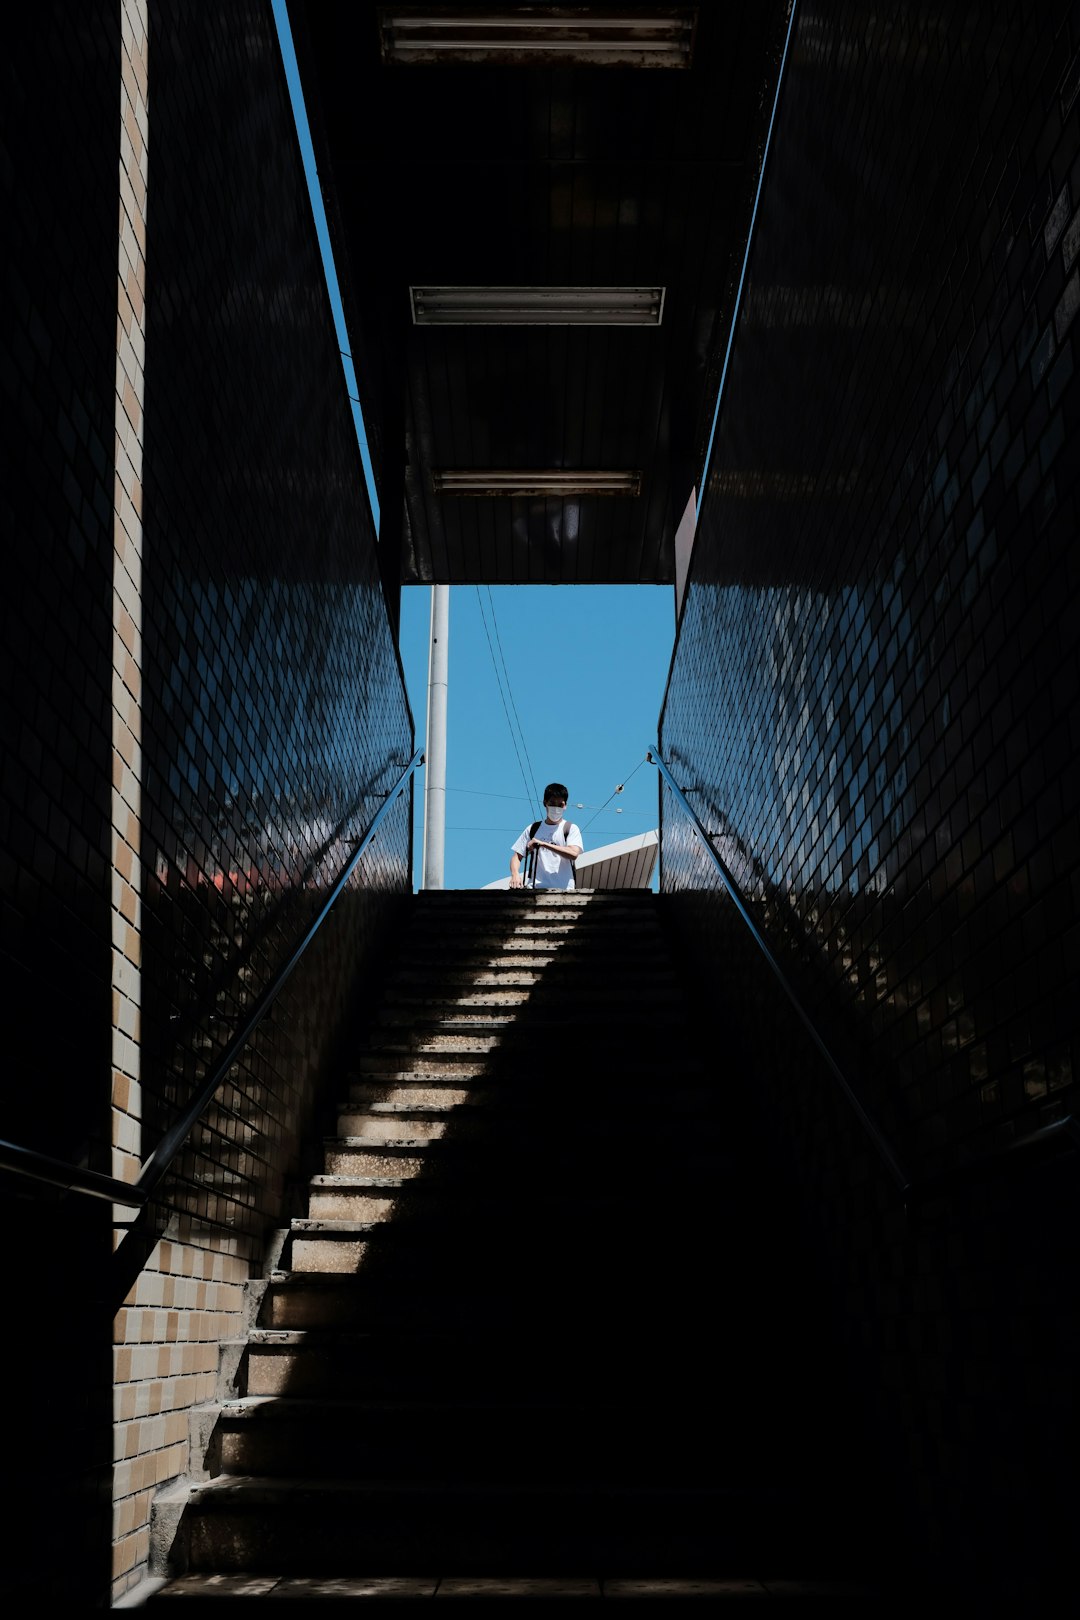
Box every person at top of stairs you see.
[509,783,583,890]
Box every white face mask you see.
[544,805,565,821]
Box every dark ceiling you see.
[288,3,790,585]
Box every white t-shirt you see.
[511,817,584,890]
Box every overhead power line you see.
[447,786,605,808]
[475,588,541,811]
[484,588,542,804]
[447,822,655,835]
[448,786,534,805]
[580,755,648,832]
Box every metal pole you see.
[422,584,449,889]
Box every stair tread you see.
[188,1473,803,1503]
[246,1327,483,1345]
[311,1174,411,1188]
[335,1101,712,1115]
[219,1394,668,1416]
[170,887,881,1591]
[292,1192,633,1231]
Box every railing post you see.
[422,585,449,889]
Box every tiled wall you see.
[663,2,1079,1177]
[109,1,414,1595]
[112,0,148,1202]
[4,1,413,1601]
[659,3,1079,1593]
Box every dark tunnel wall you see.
[660,2,1079,1596]
[3,3,415,1598]
[665,4,1079,1179]
[2,7,122,1603]
[2,7,119,1165]
[137,0,414,1245]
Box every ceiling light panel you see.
[378,9,697,69]
[411,286,666,326]
[432,470,642,497]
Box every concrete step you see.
[288,1220,381,1274]
[327,1111,451,1144]
[354,1028,693,1065]
[339,1082,602,1110]
[387,959,671,985]
[144,886,892,1598]
[366,1007,683,1034]
[372,990,683,1021]
[236,1327,675,1402]
[387,961,670,987]
[318,1132,727,1178]
[260,1276,406,1330]
[331,1092,717,1142]
[396,931,667,953]
[258,1266,730,1331]
[307,1178,410,1223]
[169,1475,839,1577]
[406,895,654,915]
[412,889,649,903]
[369,1003,680,1031]
[259,1274,486,1330]
[348,1058,695,1082]
[400,925,660,942]
[395,921,667,945]
[329,1101,723,1143]
[239,1327,496,1398]
[235,1325,730,1401]
[208,1395,768,1486]
[344,1055,707,1083]
[145,1574,885,1599]
[286,1194,671,1269]
[302,1169,717,1223]
[335,1090,713,1124]
[396,934,665,958]
[388,952,669,975]
[349,1056,511,1078]
[320,1140,443,1177]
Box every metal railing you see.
[0,747,424,1211]
[648,744,1078,1203]
[649,744,913,1196]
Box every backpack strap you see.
[524,821,541,887]
[524,819,577,886]
[530,819,574,851]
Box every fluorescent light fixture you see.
[432,470,642,497]
[378,9,697,68]
[411,286,665,326]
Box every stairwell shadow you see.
[175,891,894,1588]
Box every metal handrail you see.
[0,747,424,1211]
[647,744,912,1196]
[0,1140,141,1207]
[649,746,1079,1204]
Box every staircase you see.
[149,891,883,1595]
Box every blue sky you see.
[273,3,677,891]
[399,585,673,889]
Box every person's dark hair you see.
[543,782,568,804]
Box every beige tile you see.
[111,1534,137,1579]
